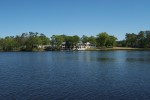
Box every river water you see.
[0,51,150,100]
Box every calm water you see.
[0,51,150,100]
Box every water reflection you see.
[92,57,117,62]
[126,58,150,62]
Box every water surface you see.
[0,51,150,100]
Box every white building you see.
[77,42,96,50]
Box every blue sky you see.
[0,0,150,40]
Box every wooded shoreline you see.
[0,47,150,52]
[1,30,150,51]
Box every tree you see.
[15,35,22,49]
[39,33,50,45]
[116,40,126,47]
[2,36,18,51]
[25,32,42,51]
[72,35,80,46]
[20,33,29,48]
[137,31,146,48]
[106,35,117,47]
[96,32,109,47]
[124,31,150,48]
[88,36,97,45]
[145,31,150,47]
[0,38,3,50]
[81,35,89,43]
[17,32,43,51]
[51,35,66,50]
[125,33,137,47]
[65,36,73,49]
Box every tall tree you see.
[145,31,150,47]
[51,35,66,50]
[2,36,18,51]
[0,38,3,50]
[88,36,97,45]
[137,31,146,48]
[39,33,50,45]
[81,35,89,43]
[106,35,117,47]
[96,32,109,47]
[125,33,137,47]
[72,35,80,45]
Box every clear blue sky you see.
[0,0,150,40]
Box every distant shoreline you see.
[1,47,150,52]
[85,47,150,51]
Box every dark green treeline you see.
[0,32,117,51]
[1,30,150,51]
[117,31,150,48]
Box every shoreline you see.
[85,47,150,51]
[0,47,150,52]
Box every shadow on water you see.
[87,57,150,63]
[126,58,150,62]
[91,57,117,62]
[77,51,150,63]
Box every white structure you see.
[37,42,96,50]
[77,42,96,50]
[37,45,51,49]
[61,42,66,49]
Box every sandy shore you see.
[86,47,150,51]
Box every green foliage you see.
[106,36,117,47]
[72,35,80,45]
[0,32,51,51]
[39,33,50,45]
[1,36,18,51]
[146,31,150,47]
[96,32,109,47]
[96,32,117,47]
[0,38,3,50]
[125,33,137,47]
[81,35,89,43]
[116,40,126,47]
[50,35,80,50]
[137,31,147,48]
[124,31,150,48]
[1,30,150,52]
[51,35,66,50]
[88,36,97,45]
